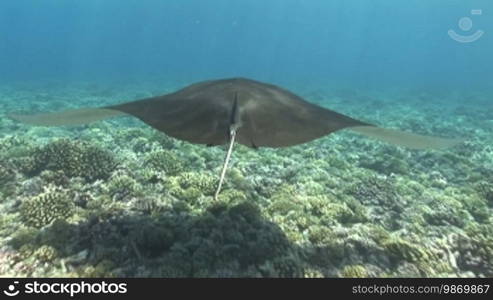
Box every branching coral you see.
[163,172,218,202]
[477,182,493,207]
[177,172,218,195]
[456,224,493,276]
[0,162,15,186]
[20,185,75,228]
[359,153,409,175]
[381,237,428,263]
[145,150,184,175]
[40,170,70,187]
[24,139,116,181]
[33,245,58,262]
[340,265,368,278]
[0,161,16,198]
[105,173,140,201]
[350,176,404,211]
[348,176,405,229]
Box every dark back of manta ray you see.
[107,78,369,148]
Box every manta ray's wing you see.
[105,91,233,146]
[235,92,371,147]
[347,126,464,149]
[9,108,124,126]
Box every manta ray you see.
[10,78,462,199]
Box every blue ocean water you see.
[1,0,492,90]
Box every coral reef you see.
[456,224,493,276]
[0,161,16,198]
[145,150,184,175]
[105,172,140,201]
[348,175,405,230]
[478,182,493,207]
[340,265,368,278]
[381,237,428,263]
[20,186,75,228]
[1,81,491,278]
[22,139,117,181]
[0,161,15,186]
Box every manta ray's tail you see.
[8,108,124,126]
[348,126,464,150]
